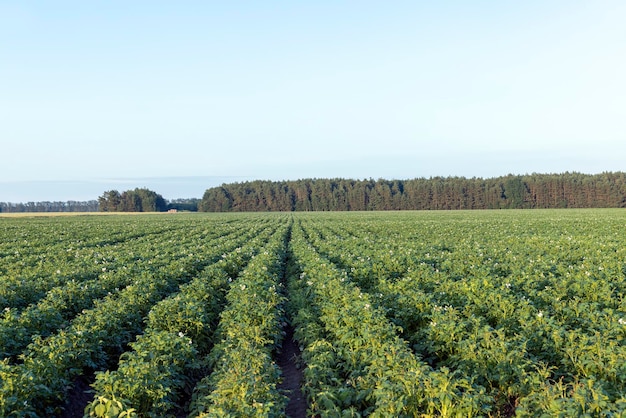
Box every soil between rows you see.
[277,324,307,418]
[60,374,95,418]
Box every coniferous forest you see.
[198,172,626,212]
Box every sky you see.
[1,1,625,202]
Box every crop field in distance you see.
[1,209,625,417]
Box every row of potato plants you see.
[0,221,250,360]
[0,217,204,312]
[288,220,489,417]
[0,216,174,259]
[85,223,280,417]
[296,211,626,415]
[0,218,278,417]
[188,221,291,417]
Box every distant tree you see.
[98,188,166,212]
[121,191,142,212]
[132,188,167,211]
[503,175,529,208]
[98,190,122,212]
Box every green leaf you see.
[94,404,106,417]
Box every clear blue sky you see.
[2,1,625,201]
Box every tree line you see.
[198,172,626,212]
[4,173,626,213]
[0,201,99,213]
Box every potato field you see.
[1,210,625,417]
